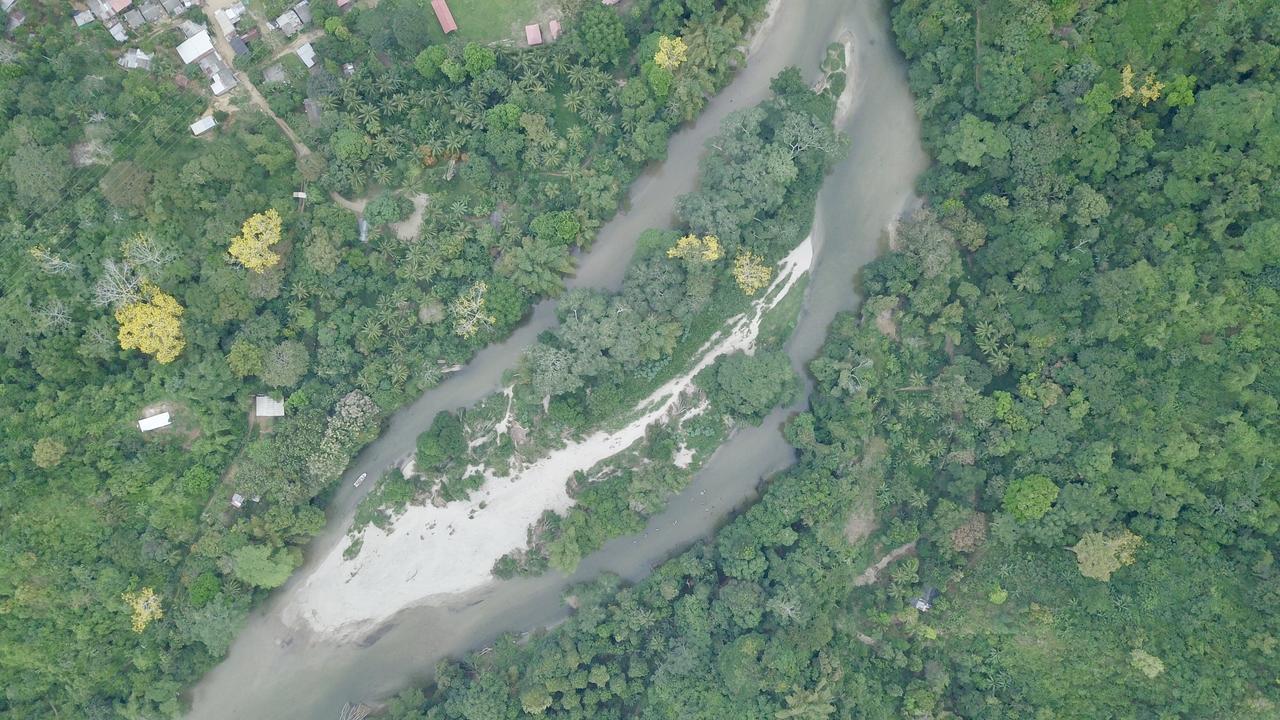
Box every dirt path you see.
[853,540,917,586]
[201,0,314,159]
[330,192,368,214]
[269,28,326,62]
[392,193,430,241]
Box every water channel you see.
[185,1,927,716]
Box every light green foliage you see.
[390,5,1280,719]
[944,113,1010,167]
[572,4,628,67]
[230,545,296,588]
[1003,475,1059,521]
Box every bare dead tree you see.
[37,299,72,331]
[123,233,174,270]
[28,245,77,276]
[93,258,142,308]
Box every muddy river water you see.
[185,1,927,716]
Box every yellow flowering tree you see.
[1137,72,1164,106]
[654,35,687,70]
[115,283,185,363]
[667,233,723,263]
[1119,65,1164,106]
[1119,64,1136,98]
[229,209,283,272]
[122,587,163,632]
[732,251,772,295]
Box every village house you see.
[121,8,145,29]
[107,21,127,41]
[255,395,285,418]
[548,20,561,41]
[430,0,455,33]
[229,35,249,55]
[189,115,217,135]
[117,47,152,70]
[176,28,213,63]
[73,9,95,26]
[213,1,244,36]
[139,1,164,23]
[274,7,302,36]
[525,23,543,46]
[138,412,172,432]
[295,41,316,68]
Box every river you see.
[185,1,927,716]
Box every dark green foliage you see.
[417,411,466,471]
[701,350,798,423]
[384,1,1280,718]
[0,0,775,714]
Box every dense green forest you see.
[345,61,841,578]
[379,0,1280,718]
[0,0,776,715]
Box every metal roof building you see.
[189,115,217,135]
[138,412,171,432]
[255,395,285,417]
[430,0,455,33]
[176,29,213,63]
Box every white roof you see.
[176,29,213,63]
[275,9,301,35]
[255,395,285,417]
[210,71,236,95]
[74,10,95,26]
[189,115,217,135]
[213,8,234,35]
[295,42,316,67]
[0,0,16,11]
[138,412,171,432]
[107,21,128,41]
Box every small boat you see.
[353,472,368,488]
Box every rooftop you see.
[255,395,285,417]
[117,48,153,70]
[176,29,213,63]
[296,41,316,68]
[138,412,172,432]
[430,0,455,33]
[525,23,542,46]
[274,8,302,36]
[189,115,217,135]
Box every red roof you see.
[525,23,542,45]
[110,0,132,11]
[431,0,456,33]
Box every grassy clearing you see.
[444,0,544,44]
[756,274,809,349]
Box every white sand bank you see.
[285,239,813,635]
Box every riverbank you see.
[287,238,813,635]
[183,2,927,716]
